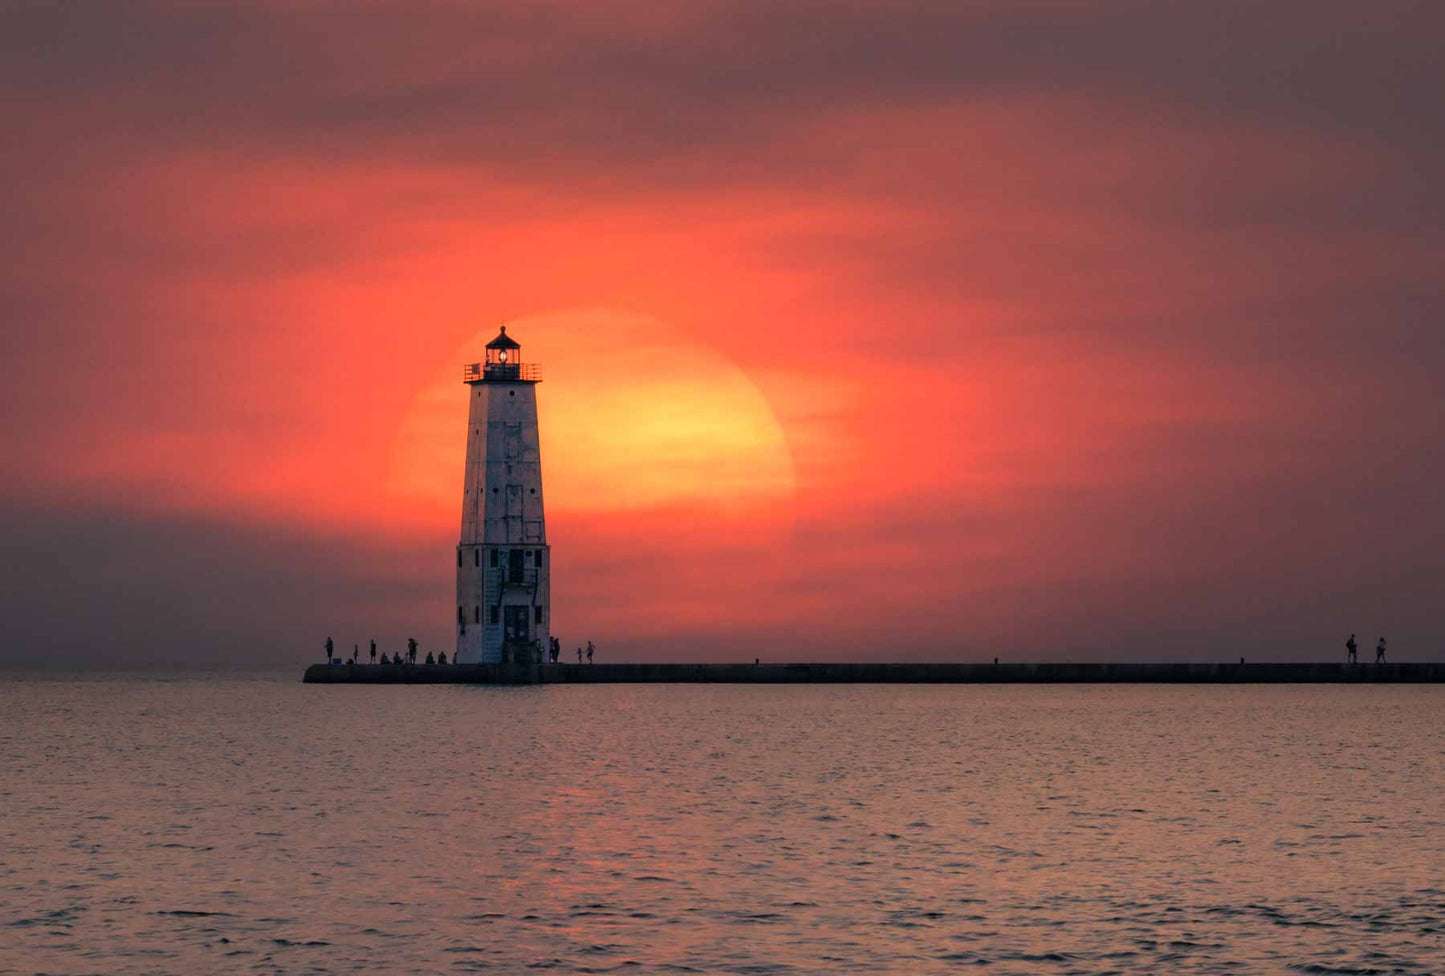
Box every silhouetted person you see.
[754,657,760,666]
[586,641,595,664]
[1346,633,1358,664]
[324,636,333,663]
[438,651,448,665]
[577,647,583,663]
[993,657,999,665]
[425,651,434,664]
[408,637,418,664]
[1376,637,1387,664]
[370,639,377,664]
[379,652,389,664]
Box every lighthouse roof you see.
[485,326,521,350]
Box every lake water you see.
[2,674,1442,974]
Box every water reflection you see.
[2,678,1442,973]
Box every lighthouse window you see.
[534,606,543,624]
[529,488,536,494]
[490,549,498,568]
[535,549,544,566]
[474,606,480,624]
[457,605,464,624]
[489,606,500,625]
[509,391,515,397]
[474,549,480,567]
[457,549,462,567]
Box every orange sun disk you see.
[387,308,798,540]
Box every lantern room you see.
[486,326,521,367]
[464,326,540,382]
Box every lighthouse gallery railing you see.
[463,363,541,382]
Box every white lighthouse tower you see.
[455,327,550,665]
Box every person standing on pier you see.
[324,636,333,663]
[1346,634,1358,664]
[577,646,583,663]
[586,641,595,664]
[370,640,376,664]
[408,637,418,664]
[1376,637,1387,663]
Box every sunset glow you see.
[2,1,1442,665]
[389,309,797,527]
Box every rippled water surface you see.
[2,675,1442,974]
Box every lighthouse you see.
[455,327,550,665]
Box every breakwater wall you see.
[303,662,541,684]
[303,661,1445,685]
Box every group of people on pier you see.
[544,637,596,664]
[1345,634,1387,664]
[323,637,447,666]
[323,635,598,665]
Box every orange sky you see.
[3,1,1443,664]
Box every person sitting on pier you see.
[438,651,448,664]
[1376,637,1387,663]
[379,652,389,665]
[425,651,435,664]
[1346,633,1358,664]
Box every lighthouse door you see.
[503,605,529,642]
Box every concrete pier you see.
[304,661,1445,684]
[303,662,540,684]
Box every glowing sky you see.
[3,1,1443,665]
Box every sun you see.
[386,307,796,533]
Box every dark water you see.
[2,675,1442,974]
